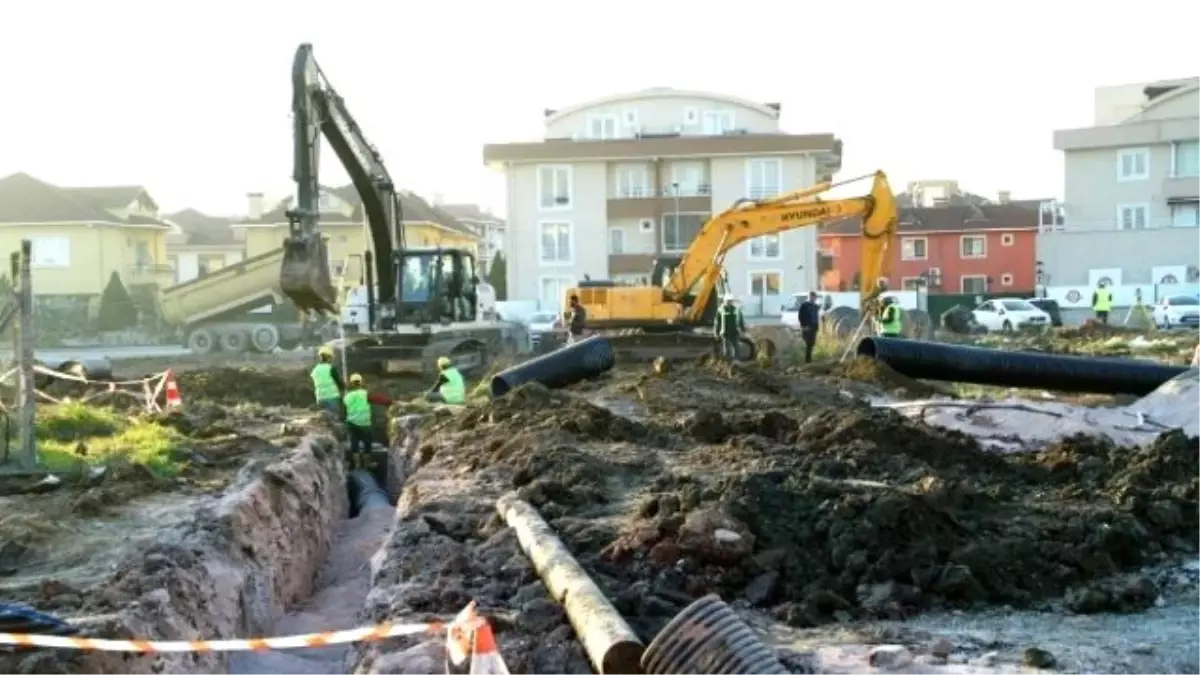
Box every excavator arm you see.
[665,171,898,322]
[281,43,404,315]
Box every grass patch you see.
[25,401,185,476]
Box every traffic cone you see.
[164,370,183,408]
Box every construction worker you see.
[566,295,587,345]
[1091,280,1114,325]
[713,295,746,360]
[311,346,345,417]
[877,296,904,338]
[797,291,822,364]
[425,356,466,405]
[343,373,373,462]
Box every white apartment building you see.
[483,88,842,315]
[1043,77,1199,289]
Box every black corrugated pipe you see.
[642,594,786,674]
[490,335,615,397]
[349,468,390,512]
[857,336,1188,396]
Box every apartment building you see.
[483,88,842,315]
[1044,77,1199,289]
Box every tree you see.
[97,271,139,331]
[487,253,508,300]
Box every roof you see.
[242,185,479,238]
[822,204,1039,236]
[543,88,781,125]
[166,208,238,245]
[0,172,168,226]
[439,203,504,224]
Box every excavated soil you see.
[360,358,1198,672]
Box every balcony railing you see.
[612,183,712,199]
[126,263,175,285]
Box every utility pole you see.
[12,241,36,468]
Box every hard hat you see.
[318,345,334,358]
[723,294,736,302]
[349,373,363,385]
[437,356,452,369]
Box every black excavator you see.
[279,43,520,376]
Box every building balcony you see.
[1164,175,1199,201]
[608,184,712,219]
[125,263,175,286]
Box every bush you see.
[487,253,507,300]
[97,271,138,331]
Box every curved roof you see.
[544,88,779,124]
[1126,82,1198,123]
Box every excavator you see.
[279,44,519,376]
[562,171,898,362]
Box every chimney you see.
[997,190,1011,204]
[246,192,264,220]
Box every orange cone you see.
[164,370,183,408]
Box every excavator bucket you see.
[280,235,338,315]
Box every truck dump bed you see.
[159,248,288,327]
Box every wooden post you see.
[15,241,36,468]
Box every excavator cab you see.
[280,217,339,315]
[393,248,479,326]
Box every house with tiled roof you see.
[819,203,1039,294]
[231,186,482,282]
[437,202,506,273]
[164,208,245,284]
[0,172,174,297]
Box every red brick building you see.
[819,204,1039,294]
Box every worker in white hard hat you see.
[713,294,746,360]
[311,345,345,417]
[424,356,466,405]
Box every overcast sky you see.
[0,0,1193,217]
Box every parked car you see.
[525,311,560,349]
[1025,298,1064,327]
[1153,295,1200,330]
[971,299,1051,332]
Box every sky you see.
[1,0,1195,218]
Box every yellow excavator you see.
[562,171,898,361]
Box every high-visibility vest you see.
[440,367,466,404]
[310,363,339,402]
[343,389,372,426]
[878,305,904,335]
[1094,288,1113,312]
[715,306,743,336]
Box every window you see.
[615,165,650,198]
[701,110,736,135]
[29,236,70,267]
[622,109,639,129]
[1001,233,1015,246]
[537,165,572,210]
[662,213,705,253]
[539,221,573,264]
[639,219,654,233]
[608,228,625,255]
[1000,273,1014,286]
[1171,202,1199,227]
[1172,140,1200,177]
[587,114,620,140]
[748,234,782,260]
[961,275,988,293]
[683,107,699,126]
[670,165,704,196]
[901,277,924,290]
[960,235,987,259]
[748,271,782,298]
[1117,147,1149,181]
[746,158,782,199]
[1117,203,1150,230]
[538,276,574,312]
[900,237,927,261]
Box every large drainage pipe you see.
[490,335,615,398]
[642,594,786,675]
[349,468,390,512]
[857,336,1189,396]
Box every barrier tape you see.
[0,366,168,412]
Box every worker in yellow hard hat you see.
[311,345,345,417]
[343,373,373,462]
[424,356,466,405]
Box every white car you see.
[780,293,805,330]
[971,299,1050,332]
[1153,295,1200,330]
[526,311,560,349]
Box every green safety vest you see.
[343,389,371,427]
[1094,288,1113,312]
[878,305,904,335]
[440,367,466,404]
[311,363,339,402]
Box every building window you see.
[662,213,705,253]
[747,271,783,313]
[538,221,573,264]
[608,228,625,255]
[29,236,71,267]
[701,110,736,135]
[1117,203,1150,230]
[683,107,699,126]
[587,114,620,140]
[900,237,927,261]
[538,275,575,312]
[745,158,782,200]
[1000,273,1014,286]
[960,235,987,259]
[1116,147,1149,181]
[1172,140,1200,177]
[961,275,988,293]
[537,165,572,210]
[615,165,651,198]
[748,234,782,260]
[1171,202,1199,228]
[1001,233,1015,246]
[670,164,705,196]
[901,277,924,290]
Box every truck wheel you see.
[220,329,250,355]
[187,328,217,354]
[250,324,281,353]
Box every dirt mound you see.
[801,357,946,398]
[176,367,313,407]
[1057,323,1142,340]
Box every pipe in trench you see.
[490,335,615,397]
[349,468,390,512]
[857,336,1189,396]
